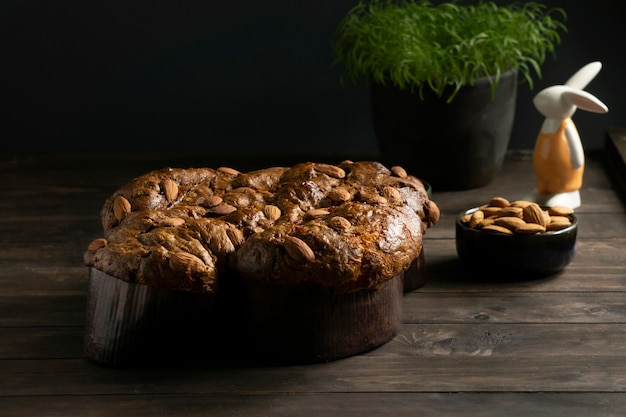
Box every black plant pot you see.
[371,69,518,191]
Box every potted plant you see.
[332,0,567,190]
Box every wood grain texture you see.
[1,393,625,417]
[2,149,626,416]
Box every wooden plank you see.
[0,295,87,326]
[380,323,626,357]
[3,323,626,361]
[3,353,626,395]
[1,392,626,417]
[403,292,626,324]
[0,241,88,266]
[3,290,626,327]
[0,327,83,359]
[1,150,624,414]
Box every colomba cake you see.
[83,160,439,365]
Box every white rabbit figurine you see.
[526,61,608,209]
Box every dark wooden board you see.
[2,150,626,416]
[3,353,626,395]
[3,323,626,361]
[1,392,625,417]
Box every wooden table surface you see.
[2,144,626,416]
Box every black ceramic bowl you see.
[455,207,578,278]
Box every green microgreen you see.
[331,0,567,101]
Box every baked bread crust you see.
[84,161,439,293]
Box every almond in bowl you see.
[455,197,578,279]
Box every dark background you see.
[3,1,624,156]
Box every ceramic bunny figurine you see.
[526,61,608,209]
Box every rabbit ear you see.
[565,61,602,89]
[562,89,608,114]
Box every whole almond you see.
[546,223,570,232]
[523,203,548,227]
[547,216,572,231]
[510,200,534,208]
[482,224,513,234]
[489,196,510,208]
[264,204,281,221]
[550,215,572,225]
[481,206,503,217]
[328,187,352,202]
[161,178,179,202]
[329,216,351,230]
[468,210,485,228]
[549,205,574,216]
[314,163,346,179]
[494,216,526,230]
[359,190,387,205]
[113,196,131,221]
[87,238,107,251]
[217,166,241,176]
[226,227,245,248]
[169,251,206,275]
[382,186,402,204]
[408,175,424,189]
[425,199,440,226]
[304,208,330,220]
[515,223,546,234]
[158,217,185,227]
[206,195,223,207]
[209,203,237,215]
[284,236,315,263]
[390,165,408,178]
[479,217,496,228]
[497,206,523,218]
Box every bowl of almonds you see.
[456,197,578,278]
